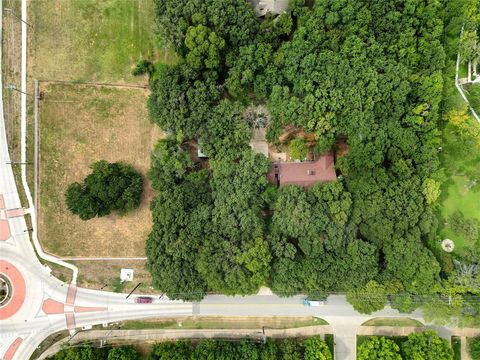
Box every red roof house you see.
[267,152,336,187]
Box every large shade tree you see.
[65,161,143,220]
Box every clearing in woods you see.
[38,84,164,257]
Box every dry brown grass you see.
[38,83,164,257]
[73,260,154,293]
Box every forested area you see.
[150,338,332,360]
[49,338,332,360]
[145,0,451,306]
[49,345,141,360]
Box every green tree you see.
[65,161,143,220]
[155,0,258,52]
[200,100,251,159]
[150,341,193,360]
[401,331,453,360]
[469,336,480,360]
[459,30,480,64]
[148,138,193,192]
[422,178,441,205]
[347,281,386,314]
[148,64,220,138]
[185,24,225,70]
[52,347,108,360]
[304,337,333,360]
[357,336,402,360]
[197,151,270,294]
[289,138,308,160]
[132,59,153,76]
[107,346,141,360]
[146,171,211,301]
[384,234,441,294]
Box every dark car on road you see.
[134,296,153,304]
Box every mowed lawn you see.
[439,120,480,256]
[38,84,163,257]
[29,0,175,82]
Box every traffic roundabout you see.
[0,260,26,320]
[0,274,12,305]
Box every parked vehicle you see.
[134,296,153,304]
[303,298,326,306]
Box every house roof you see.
[267,152,336,187]
[248,0,289,16]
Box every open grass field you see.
[439,120,480,256]
[29,0,176,83]
[38,83,163,257]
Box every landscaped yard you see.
[439,120,480,257]
[38,83,163,257]
[29,0,176,83]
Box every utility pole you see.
[4,8,32,27]
[6,84,29,96]
[125,282,141,299]
[66,330,79,344]
[101,325,122,347]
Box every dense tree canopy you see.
[150,338,332,360]
[197,151,271,294]
[146,0,448,302]
[148,64,220,138]
[357,337,402,360]
[146,171,211,301]
[148,138,194,192]
[347,281,387,315]
[49,346,140,360]
[401,331,453,360]
[469,336,480,360]
[65,161,143,220]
